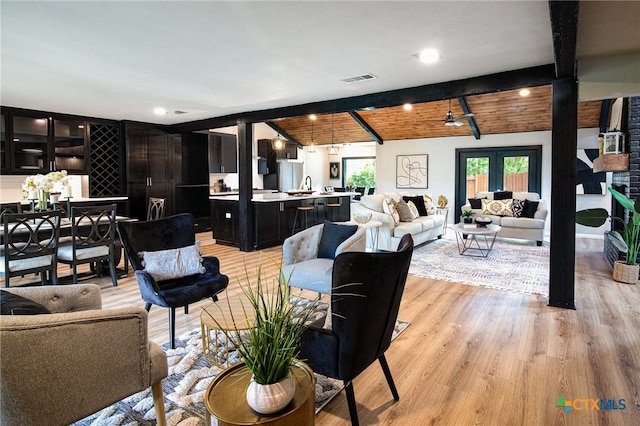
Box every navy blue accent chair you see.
[117,213,229,348]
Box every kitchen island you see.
[210,192,356,249]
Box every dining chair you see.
[1,210,62,287]
[57,204,118,287]
[0,202,22,220]
[367,187,375,195]
[147,197,166,221]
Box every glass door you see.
[54,119,87,173]
[11,115,50,173]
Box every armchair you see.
[281,222,366,294]
[117,213,229,348]
[298,234,414,426]
[0,284,168,426]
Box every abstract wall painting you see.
[396,154,428,189]
[577,148,606,195]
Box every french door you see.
[455,146,542,222]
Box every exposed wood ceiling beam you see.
[549,1,579,79]
[169,64,555,133]
[348,111,384,144]
[456,96,481,140]
[599,99,612,132]
[264,121,302,148]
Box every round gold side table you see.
[204,361,316,426]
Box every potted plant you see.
[204,262,318,414]
[462,209,474,224]
[576,186,640,284]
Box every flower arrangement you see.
[22,170,70,209]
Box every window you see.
[343,157,376,192]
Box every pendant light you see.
[307,114,316,153]
[272,133,285,150]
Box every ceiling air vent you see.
[340,73,378,84]
[173,110,187,115]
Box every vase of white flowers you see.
[22,170,70,211]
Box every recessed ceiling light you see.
[309,114,316,120]
[519,89,530,97]
[416,48,440,64]
[403,103,413,111]
[153,107,167,115]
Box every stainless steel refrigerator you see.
[277,161,304,192]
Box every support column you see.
[548,78,577,309]
[237,121,255,252]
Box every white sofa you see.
[350,192,445,251]
[461,191,548,246]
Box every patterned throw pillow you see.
[382,197,400,224]
[512,199,526,217]
[422,194,436,215]
[139,242,206,281]
[481,199,513,216]
[393,199,414,222]
[407,201,420,219]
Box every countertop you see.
[4,196,128,204]
[210,192,358,202]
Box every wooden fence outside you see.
[466,173,528,197]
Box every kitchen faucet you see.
[305,176,312,191]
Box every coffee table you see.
[452,223,501,257]
[200,294,254,368]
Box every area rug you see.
[73,298,410,426]
[410,230,549,296]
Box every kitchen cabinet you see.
[0,112,6,173]
[126,124,172,220]
[211,199,238,246]
[53,118,88,174]
[173,133,210,231]
[208,132,237,173]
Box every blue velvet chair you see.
[117,213,229,348]
[298,234,414,426]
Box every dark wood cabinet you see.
[254,202,282,249]
[53,118,88,174]
[10,114,51,174]
[208,132,237,173]
[125,124,172,220]
[211,199,238,245]
[173,133,210,231]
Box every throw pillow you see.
[393,199,414,222]
[468,197,486,209]
[139,242,206,281]
[359,194,386,212]
[318,221,358,259]
[481,199,513,216]
[406,201,420,219]
[402,196,428,216]
[493,191,513,200]
[512,199,526,218]
[0,291,51,315]
[422,194,436,215]
[523,200,540,218]
[382,197,400,224]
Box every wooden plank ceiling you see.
[272,84,602,146]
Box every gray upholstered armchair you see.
[281,222,366,294]
[0,284,168,426]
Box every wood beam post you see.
[237,122,255,252]
[548,78,577,309]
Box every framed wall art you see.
[396,154,428,189]
[329,162,340,179]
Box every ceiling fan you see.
[444,99,475,126]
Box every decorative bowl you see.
[352,213,372,224]
[474,216,493,227]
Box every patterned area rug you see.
[74,298,410,426]
[410,230,549,296]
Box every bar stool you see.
[326,199,342,221]
[292,205,316,235]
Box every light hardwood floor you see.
[5,236,639,425]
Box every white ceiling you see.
[1,1,638,125]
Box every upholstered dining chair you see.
[117,213,229,348]
[1,210,62,287]
[57,204,118,287]
[0,284,168,425]
[298,234,414,426]
[147,197,166,221]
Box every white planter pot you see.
[246,374,295,414]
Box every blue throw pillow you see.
[0,291,51,315]
[317,221,358,259]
